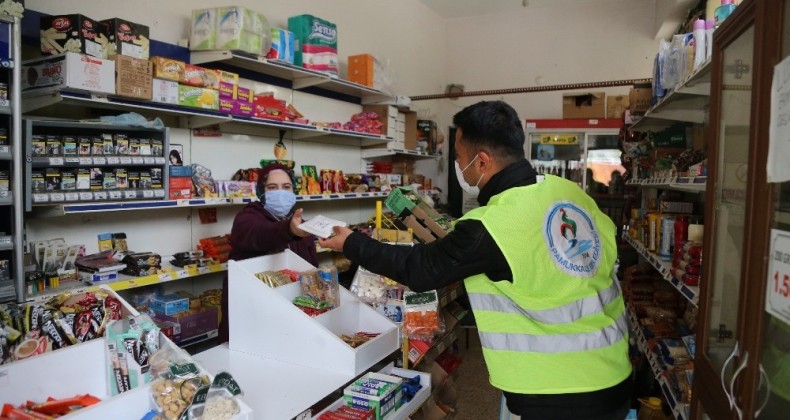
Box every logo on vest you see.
[544,202,601,277]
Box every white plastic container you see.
[693,19,706,70]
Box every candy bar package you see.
[191,163,216,197]
[299,265,340,309]
[403,290,444,340]
[106,314,162,395]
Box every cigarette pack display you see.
[32,135,46,156]
[102,133,115,155]
[31,171,45,192]
[46,135,62,156]
[62,136,77,156]
[116,168,128,189]
[78,136,91,156]
[150,56,184,82]
[128,171,140,189]
[91,136,104,155]
[0,171,9,191]
[45,168,61,191]
[152,139,164,157]
[40,14,109,59]
[22,53,116,95]
[76,168,90,190]
[103,170,117,190]
[152,78,179,104]
[114,134,129,155]
[101,18,150,59]
[139,138,152,156]
[60,171,76,191]
[151,168,163,189]
[129,138,140,155]
[140,171,152,189]
[90,168,104,190]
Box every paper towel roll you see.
[689,224,704,242]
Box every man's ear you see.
[477,149,494,171]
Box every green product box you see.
[178,85,219,110]
[653,124,687,148]
[287,14,338,76]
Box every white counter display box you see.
[0,286,252,419]
[228,250,400,376]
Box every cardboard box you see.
[169,166,192,178]
[607,94,630,119]
[385,187,448,243]
[219,98,239,114]
[115,55,152,100]
[630,85,653,114]
[348,54,385,89]
[403,111,417,151]
[101,18,150,59]
[169,188,192,200]
[22,53,116,94]
[562,92,606,119]
[152,78,178,104]
[150,294,190,316]
[238,101,253,117]
[40,14,109,59]
[169,177,193,190]
[150,56,185,82]
[267,28,295,63]
[218,70,239,100]
[237,86,253,103]
[181,64,220,89]
[178,85,219,110]
[155,306,218,343]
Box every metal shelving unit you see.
[622,233,700,306]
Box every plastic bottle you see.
[705,19,714,60]
[693,19,706,70]
[715,0,737,28]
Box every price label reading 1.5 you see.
[774,272,790,298]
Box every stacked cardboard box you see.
[115,55,152,100]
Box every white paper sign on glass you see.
[766,229,790,326]
[298,215,348,239]
[767,55,790,182]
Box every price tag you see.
[0,236,11,246]
[48,157,64,166]
[107,157,120,165]
[0,146,9,154]
[132,157,144,165]
[79,157,93,165]
[158,273,173,281]
[176,270,190,279]
[142,190,154,198]
[143,157,155,165]
[109,191,123,200]
[64,193,79,202]
[79,192,93,201]
[65,157,80,164]
[767,229,790,326]
[120,157,133,165]
[198,266,211,275]
[93,192,108,200]
[154,189,165,198]
[94,157,107,165]
[49,193,64,202]
[155,157,166,165]
[124,190,138,199]
[0,191,8,198]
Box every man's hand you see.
[318,226,353,252]
[289,208,311,237]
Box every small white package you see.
[298,215,347,238]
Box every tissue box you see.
[215,7,268,55]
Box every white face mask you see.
[454,155,484,197]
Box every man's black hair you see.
[452,101,525,163]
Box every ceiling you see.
[418,0,586,19]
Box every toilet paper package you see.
[288,14,338,76]
[190,8,216,50]
[216,6,271,55]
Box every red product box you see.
[253,95,288,120]
[155,306,218,344]
[180,64,220,89]
[169,177,193,189]
[169,188,192,200]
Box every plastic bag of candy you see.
[403,290,444,340]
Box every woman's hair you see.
[169,149,183,164]
[256,163,295,197]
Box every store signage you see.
[540,134,579,145]
[767,229,790,326]
[768,55,790,182]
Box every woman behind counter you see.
[218,163,317,343]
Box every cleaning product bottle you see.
[705,19,714,60]
[638,397,666,420]
[693,19,706,70]
[715,0,737,28]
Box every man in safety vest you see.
[319,101,632,419]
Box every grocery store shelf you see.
[622,233,699,306]
[26,261,229,303]
[630,60,712,132]
[222,116,393,147]
[0,145,12,160]
[296,191,389,202]
[626,176,707,193]
[178,329,219,347]
[190,50,393,102]
[627,311,689,420]
[30,156,167,168]
[361,148,441,160]
[31,195,249,215]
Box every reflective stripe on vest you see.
[478,311,628,353]
[467,280,621,325]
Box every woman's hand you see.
[289,208,311,237]
[318,226,353,252]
